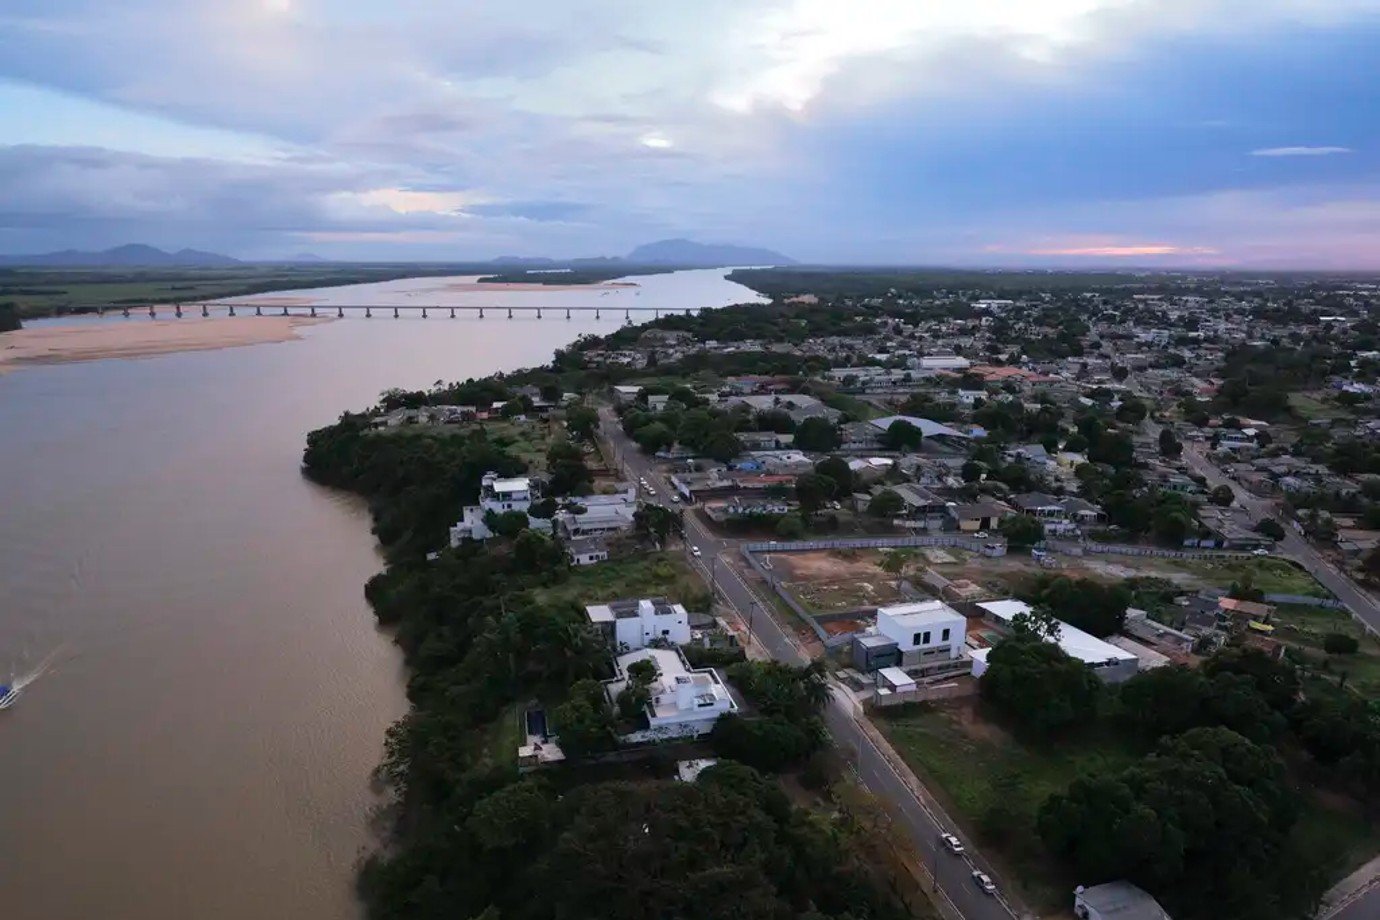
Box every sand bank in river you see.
[0,316,330,374]
[439,280,639,292]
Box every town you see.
[311,270,1380,920]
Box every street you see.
[598,409,1020,920]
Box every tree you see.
[484,509,530,538]
[703,429,743,463]
[1255,517,1286,540]
[793,416,840,452]
[634,504,679,543]
[814,456,854,496]
[632,421,674,454]
[775,514,805,539]
[999,513,1044,549]
[1158,427,1182,459]
[552,678,616,755]
[616,658,658,720]
[1203,646,1300,712]
[867,489,904,519]
[710,714,817,772]
[794,472,836,516]
[1362,546,1380,579]
[546,440,593,496]
[878,550,915,590]
[565,405,599,441]
[980,636,1101,736]
[1325,632,1360,655]
[0,303,21,333]
[1115,397,1148,425]
[1022,575,1130,638]
[1152,505,1192,545]
[1209,484,1234,507]
[961,459,985,483]
[883,419,924,451]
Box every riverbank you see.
[0,315,330,374]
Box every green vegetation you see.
[0,302,20,332]
[1175,557,1330,597]
[0,264,494,317]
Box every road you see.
[598,410,1020,920]
[1178,444,1380,636]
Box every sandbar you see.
[0,316,331,375]
[439,280,640,292]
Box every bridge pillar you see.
[281,306,288,316]
[595,308,600,320]
[310,306,317,317]
[478,307,484,318]
[421,307,427,318]
[201,304,209,318]
[256,305,263,316]
[97,306,104,317]
[337,306,343,318]
[449,307,455,318]
[365,307,372,318]
[228,305,236,316]
[566,308,571,320]
[508,308,513,319]
[149,305,157,318]
[174,303,183,318]
[685,309,691,316]
[122,307,130,318]
[624,308,631,323]
[536,307,542,319]
[393,307,399,319]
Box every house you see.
[611,384,643,405]
[1010,492,1104,535]
[737,430,795,451]
[840,420,885,451]
[946,501,1011,533]
[888,484,950,530]
[868,415,972,440]
[852,633,902,672]
[565,537,610,567]
[449,472,551,544]
[875,600,967,665]
[723,393,841,425]
[1074,881,1171,920]
[554,502,637,540]
[974,599,1139,683]
[585,597,692,651]
[603,646,738,742]
[1216,596,1276,628]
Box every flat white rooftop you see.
[878,599,965,628]
[978,599,1135,666]
[491,477,532,493]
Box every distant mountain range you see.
[0,244,243,268]
[0,238,793,269]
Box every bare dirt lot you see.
[771,549,905,614]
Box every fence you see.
[742,534,997,553]
[1046,539,1260,562]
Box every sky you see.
[2,0,1379,267]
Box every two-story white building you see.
[585,597,691,651]
[603,646,738,742]
[875,600,967,665]
[449,471,552,544]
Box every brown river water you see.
[0,270,763,920]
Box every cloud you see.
[1250,146,1353,157]
[1022,244,1219,258]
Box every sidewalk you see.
[1319,852,1380,919]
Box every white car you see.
[1252,548,1270,556]
[939,833,964,855]
[691,546,702,558]
[671,494,681,504]
[646,487,657,497]
[971,871,997,895]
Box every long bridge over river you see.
[91,302,705,321]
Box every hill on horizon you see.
[0,244,242,268]
[624,238,794,267]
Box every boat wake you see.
[1,646,63,710]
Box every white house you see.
[973,599,1139,684]
[1074,881,1171,920]
[449,471,552,544]
[554,502,637,540]
[565,537,610,567]
[604,646,738,742]
[586,597,691,651]
[875,600,967,665]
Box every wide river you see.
[0,269,764,920]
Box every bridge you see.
[90,302,704,321]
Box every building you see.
[946,501,1011,533]
[875,600,967,665]
[449,471,550,544]
[1010,492,1105,535]
[554,502,637,540]
[586,597,691,651]
[565,537,610,567]
[868,415,972,440]
[1074,881,1172,920]
[974,599,1139,683]
[604,646,738,742]
[852,633,902,672]
[724,393,841,425]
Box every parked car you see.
[971,871,997,895]
[671,494,681,504]
[1252,548,1270,556]
[939,833,964,855]
[691,546,702,558]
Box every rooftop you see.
[868,415,970,439]
[878,599,965,628]
[586,597,684,622]
[978,599,1136,666]
[1075,881,1172,920]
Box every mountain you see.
[490,255,557,266]
[624,238,794,267]
[0,244,241,267]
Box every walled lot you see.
[771,549,906,613]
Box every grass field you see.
[525,552,710,612]
[1289,391,1349,421]
[1272,603,1380,698]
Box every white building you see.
[917,354,971,371]
[604,647,738,742]
[876,600,967,665]
[586,597,691,651]
[565,537,610,567]
[449,471,551,544]
[972,599,1139,683]
[1074,881,1171,920]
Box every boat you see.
[0,683,18,710]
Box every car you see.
[1252,548,1270,556]
[974,531,989,539]
[971,871,997,895]
[830,500,841,510]
[646,487,657,496]
[939,833,964,855]
[691,546,702,558]
[671,494,681,504]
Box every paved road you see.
[1178,444,1380,636]
[597,411,1020,920]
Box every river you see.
[0,268,764,920]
